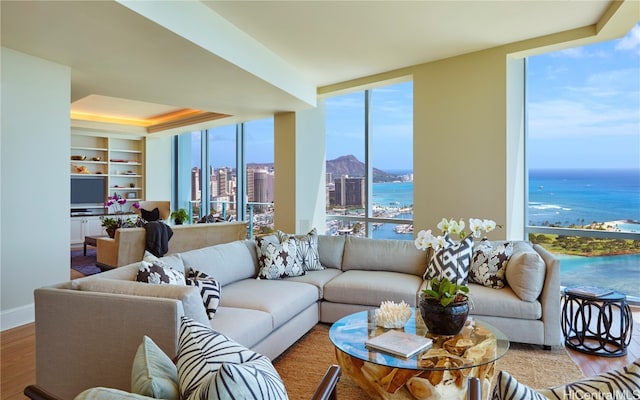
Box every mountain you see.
[326,155,399,182]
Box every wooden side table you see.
[561,288,633,357]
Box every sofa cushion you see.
[423,234,474,285]
[177,317,287,400]
[278,228,323,271]
[342,236,427,276]
[131,336,179,400]
[318,235,345,269]
[468,283,542,320]
[284,268,343,298]
[324,270,423,307]
[505,242,546,302]
[179,241,256,287]
[256,235,304,279]
[76,279,209,326]
[469,239,513,289]
[137,260,185,285]
[185,269,220,320]
[209,307,273,349]
[220,279,318,329]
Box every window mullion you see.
[364,90,373,237]
[236,123,246,222]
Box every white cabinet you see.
[70,216,106,245]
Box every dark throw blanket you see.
[144,221,173,257]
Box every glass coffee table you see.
[329,309,509,400]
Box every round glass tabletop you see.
[329,309,509,371]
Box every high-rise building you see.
[191,167,201,201]
[333,176,365,207]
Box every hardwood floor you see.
[1,295,638,400]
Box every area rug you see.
[272,324,585,400]
[70,248,101,276]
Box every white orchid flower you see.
[414,229,434,251]
[433,235,448,250]
[483,219,496,232]
[469,218,484,238]
[436,218,450,233]
[448,219,465,236]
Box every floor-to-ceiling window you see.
[526,24,640,301]
[325,80,413,238]
[173,118,275,237]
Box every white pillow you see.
[131,336,178,399]
[176,317,288,400]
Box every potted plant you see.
[415,218,497,335]
[171,208,189,225]
[101,193,135,237]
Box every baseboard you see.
[1,303,35,331]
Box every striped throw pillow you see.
[177,317,288,400]
[185,269,220,320]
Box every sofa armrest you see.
[34,288,183,399]
[96,236,117,268]
[533,244,562,347]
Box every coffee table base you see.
[335,348,494,400]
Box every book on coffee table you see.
[566,286,614,298]
[365,329,433,358]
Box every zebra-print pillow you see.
[492,358,640,400]
[538,358,640,399]
[177,317,288,400]
[491,370,547,400]
[185,269,220,320]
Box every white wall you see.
[145,135,173,203]
[1,47,71,330]
[274,104,326,234]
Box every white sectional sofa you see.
[34,234,560,399]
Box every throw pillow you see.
[74,387,156,400]
[141,207,160,222]
[185,269,221,320]
[423,234,474,285]
[277,228,323,271]
[255,236,304,279]
[137,260,185,285]
[537,357,640,399]
[131,336,179,400]
[177,317,288,400]
[469,239,513,288]
[491,370,547,400]
[505,241,546,302]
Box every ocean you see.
[365,169,640,299]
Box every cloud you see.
[615,24,640,53]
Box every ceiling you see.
[1,0,636,135]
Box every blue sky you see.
[205,24,639,172]
[527,24,640,170]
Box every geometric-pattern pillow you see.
[469,239,513,288]
[491,370,548,400]
[176,317,288,400]
[256,236,304,279]
[137,260,185,285]
[277,228,323,271]
[537,358,640,400]
[423,234,474,285]
[131,336,179,400]
[185,269,221,320]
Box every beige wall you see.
[413,47,511,239]
[1,48,71,329]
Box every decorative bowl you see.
[91,156,101,161]
[70,155,86,161]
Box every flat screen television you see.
[71,176,106,204]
